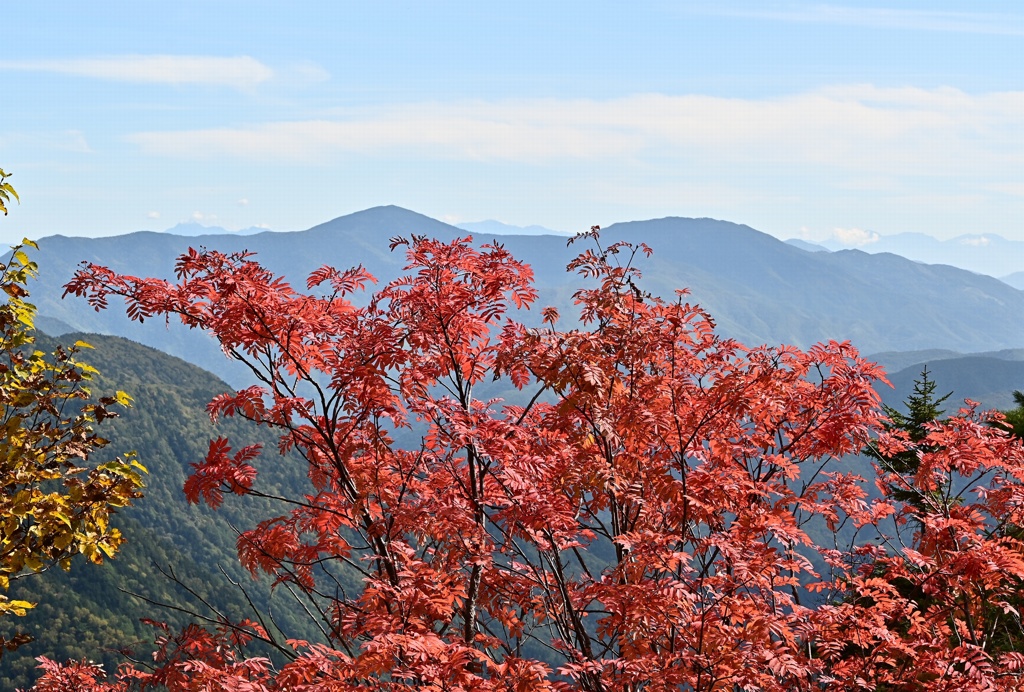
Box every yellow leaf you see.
[76,362,100,375]
[1,599,36,617]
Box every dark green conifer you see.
[864,366,951,516]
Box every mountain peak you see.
[303,205,462,237]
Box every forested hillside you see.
[0,334,335,689]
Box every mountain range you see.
[455,219,569,236]
[788,232,1024,286]
[154,221,274,237]
[15,206,1024,392]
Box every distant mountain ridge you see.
[881,356,1024,412]
[863,347,1024,412]
[455,220,570,236]
[790,231,1024,280]
[13,206,1024,389]
[157,221,274,236]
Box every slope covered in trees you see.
[0,223,144,683]
[0,333,331,689]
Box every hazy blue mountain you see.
[866,349,968,375]
[868,347,1024,412]
[1001,271,1024,290]
[784,238,830,253]
[881,356,1024,412]
[12,208,1024,388]
[456,219,570,236]
[34,314,76,337]
[817,231,1024,279]
[869,347,1024,376]
[598,218,1024,354]
[159,221,273,237]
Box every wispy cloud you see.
[2,129,94,153]
[699,4,1024,36]
[0,55,274,87]
[986,183,1024,197]
[125,86,1024,181]
[831,227,880,247]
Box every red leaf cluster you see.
[43,234,1024,690]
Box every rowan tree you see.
[38,229,1024,690]
[807,403,1024,689]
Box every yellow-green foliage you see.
[0,229,144,651]
[0,169,17,217]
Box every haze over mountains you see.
[17,206,1024,391]
[155,218,570,239]
[788,232,1024,287]
[454,220,570,236]
[154,221,275,237]
[157,214,1024,287]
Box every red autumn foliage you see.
[38,230,1024,690]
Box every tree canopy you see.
[31,230,1024,690]
[0,171,144,658]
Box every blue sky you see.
[1,2,1022,245]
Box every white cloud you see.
[959,236,991,247]
[831,227,880,247]
[237,198,249,206]
[287,61,330,83]
[147,211,160,219]
[4,129,93,153]
[124,86,1024,180]
[61,130,93,153]
[987,183,1024,197]
[697,5,1024,36]
[191,211,216,221]
[0,55,274,87]
[128,108,640,163]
